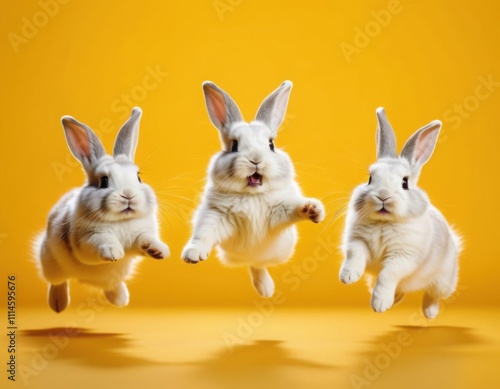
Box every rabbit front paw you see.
[299,199,325,223]
[141,240,170,260]
[99,244,124,261]
[181,241,210,264]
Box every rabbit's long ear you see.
[400,120,441,169]
[113,107,141,161]
[202,81,243,136]
[376,107,397,159]
[255,80,292,136]
[62,115,106,171]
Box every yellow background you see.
[1,0,499,308]
[2,2,500,388]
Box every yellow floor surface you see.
[14,306,500,389]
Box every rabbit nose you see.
[250,160,262,166]
[121,188,136,199]
[376,189,391,201]
[121,190,136,200]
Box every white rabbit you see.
[182,81,325,298]
[36,107,169,313]
[340,108,461,319]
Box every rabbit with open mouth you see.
[182,81,325,298]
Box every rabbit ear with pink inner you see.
[61,115,105,173]
[202,81,243,135]
[400,120,442,169]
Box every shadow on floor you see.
[348,325,486,389]
[184,340,336,388]
[393,325,484,349]
[20,330,337,388]
[194,339,333,369]
[21,329,332,372]
[21,327,159,368]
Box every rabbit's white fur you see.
[36,107,169,312]
[340,108,461,319]
[182,81,325,298]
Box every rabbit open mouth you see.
[378,207,390,214]
[247,173,263,187]
[122,206,135,214]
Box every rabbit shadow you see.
[349,325,486,389]
[393,325,484,350]
[21,330,335,388]
[187,340,336,388]
[21,327,160,368]
[354,324,484,360]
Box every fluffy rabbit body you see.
[36,108,169,312]
[340,108,461,319]
[182,81,325,297]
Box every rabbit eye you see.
[231,140,238,152]
[99,176,109,189]
[269,139,275,152]
[368,175,372,185]
[137,173,142,183]
[402,177,409,190]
